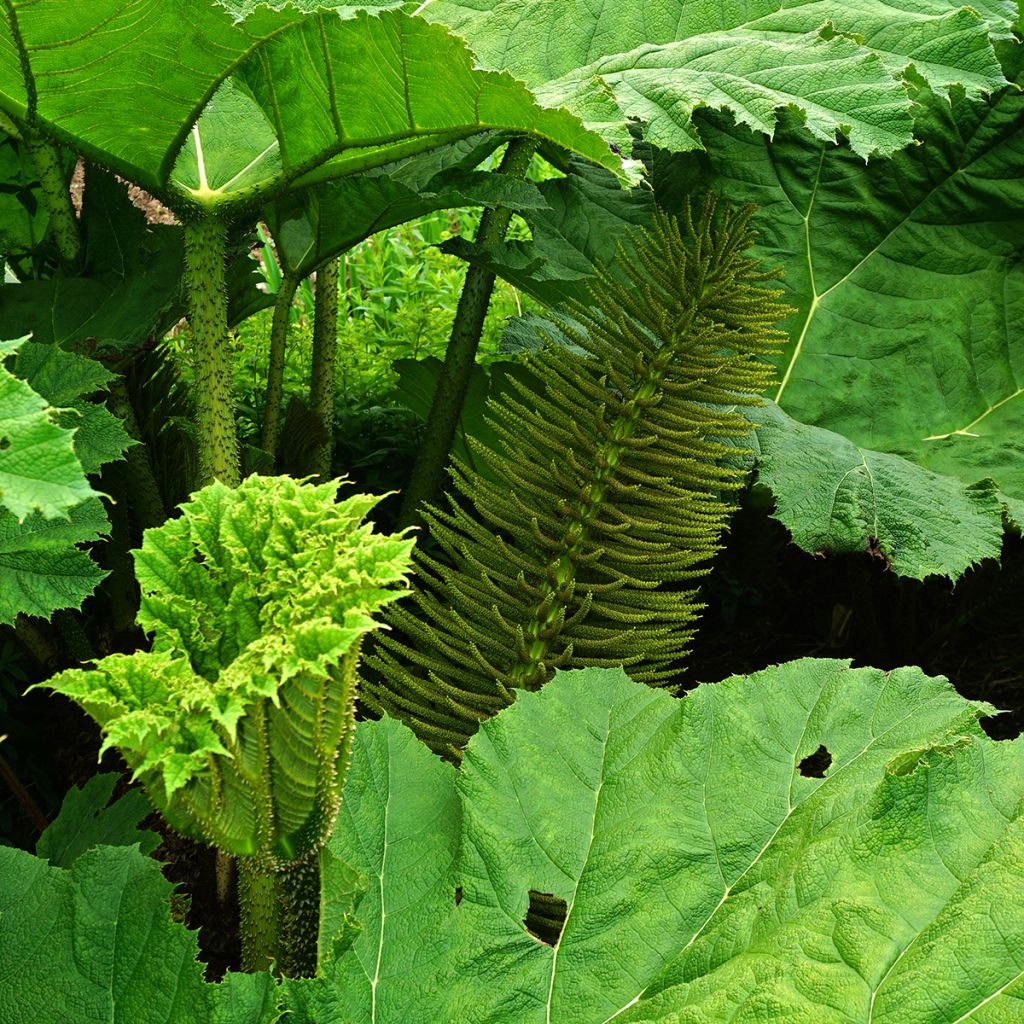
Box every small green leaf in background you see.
[0,498,109,626]
[36,773,160,869]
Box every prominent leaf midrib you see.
[775,157,964,405]
[599,682,974,1023]
[546,708,612,1024]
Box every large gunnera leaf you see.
[655,79,1024,513]
[0,844,278,1024]
[0,3,617,209]
[422,0,1011,159]
[284,659,1024,1022]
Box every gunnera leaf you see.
[364,199,792,755]
[421,0,1012,159]
[284,659,1024,1023]
[0,843,278,1024]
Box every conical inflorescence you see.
[364,200,793,756]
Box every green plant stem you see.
[24,133,80,263]
[183,217,240,487]
[106,377,166,530]
[309,258,340,479]
[237,850,321,977]
[260,271,301,461]
[399,137,536,527]
[12,615,61,675]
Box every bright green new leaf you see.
[36,773,160,869]
[284,660,1024,1022]
[39,475,414,862]
[0,337,97,521]
[423,0,1011,158]
[654,80,1024,505]
[0,498,108,625]
[742,401,1014,580]
[0,844,278,1024]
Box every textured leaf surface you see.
[742,401,1014,579]
[0,337,97,521]
[36,773,159,869]
[0,844,278,1024]
[0,498,108,626]
[287,660,1024,1022]
[424,0,1011,158]
[654,81,1024,504]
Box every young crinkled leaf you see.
[283,660,1024,1023]
[421,0,1012,159]
[39,475,413,855]
[36,474,414,977]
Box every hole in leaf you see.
[797,745,832,778]
[0,436,9,451]
[981,715,1022,741]
[192,548,207,565]
[524,890,567,946]
[454,886,463,907]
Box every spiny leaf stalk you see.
[183,216,240,486]
[365,200,792,755]
[36,475,414,976]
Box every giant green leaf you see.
[284,660,1024,1022]
[653,80,1024,506]
[6,660,1024,1020]
[0,3,618,207]
[0,844,278,1024]
[424,0,1011,159]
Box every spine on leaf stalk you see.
[365,200,792,756]
[36,476,414,978]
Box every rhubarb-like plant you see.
[35,474,414,977]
